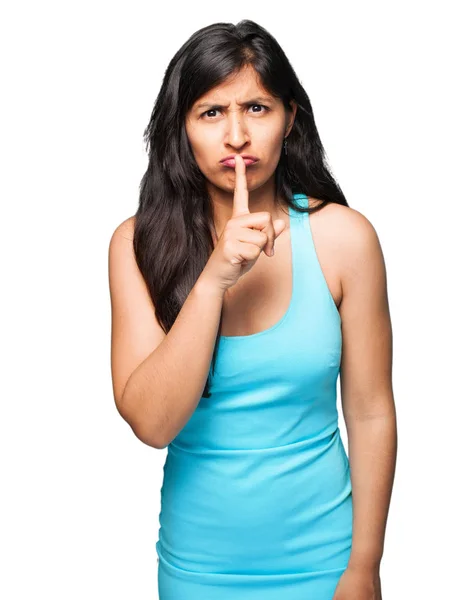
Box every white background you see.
[1,1,475,598]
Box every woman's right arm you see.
[108,216,225,449]
[109,156,284,449]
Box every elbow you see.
[117,388,167,450]
[132,422,168,449]
[128,416,168,450]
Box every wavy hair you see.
[133,19,348,398]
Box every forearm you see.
[346,408,397,570]
[121,274,225,448]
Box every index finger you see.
[232,154,249,217]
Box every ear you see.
[285,99,298,137]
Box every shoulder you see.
[110,216,136,244]
[306,197,383,277]
[307,197,375,237]
[108,216,137,274]
[109,216,136,257]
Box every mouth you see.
[220,157,259,168]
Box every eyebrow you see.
[194,96,274,110]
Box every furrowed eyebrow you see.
[195,96,274,110]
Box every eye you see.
[201,108,221,119]
[249,104,269,114]
[200,104,270,119]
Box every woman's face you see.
[185,65,297,194]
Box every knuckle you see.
[224,222,234,236]
[223,239,235,255]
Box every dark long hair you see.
[133,20,349,398]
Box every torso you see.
[220,197,344,337]
[127,197,345,339]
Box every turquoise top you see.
[156,193,353,599]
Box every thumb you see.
[273,219,287,238]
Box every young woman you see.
[108,19,397,600]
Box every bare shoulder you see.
[108,214,143,300]
[307,197,382,270]
[110,215,136,245]
[108,216,137,266]
[308,197,376,236]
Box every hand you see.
[202,154,286,292]
[332,564,382,600]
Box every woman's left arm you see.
[337,209,397,574]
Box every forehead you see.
[192,67,274,108]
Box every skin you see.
[184,65,298,334]
[310,200,392,600]
[186,66,395,597]
[185,64,298,241]
[110,65,395,600]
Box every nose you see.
[225,110,249,149]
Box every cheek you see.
[187,140,209,171]
[258,126,286,155]
[266,129,284,151]
[262,131,285,165]
[187,130,217,163]
[187,137,217,178]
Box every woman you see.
[108,19,397,600]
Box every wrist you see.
[347,553,382,572]
[194,273,226,301]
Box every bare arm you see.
[336,208,397,571]
[108,217,224,449]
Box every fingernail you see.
[271,247,275,256]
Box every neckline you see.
[219,193,306,343]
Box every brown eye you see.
[201,108,219,118]
[200,104,270,119]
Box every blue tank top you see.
[156,193,353,597]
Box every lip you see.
[220,154,259,168]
